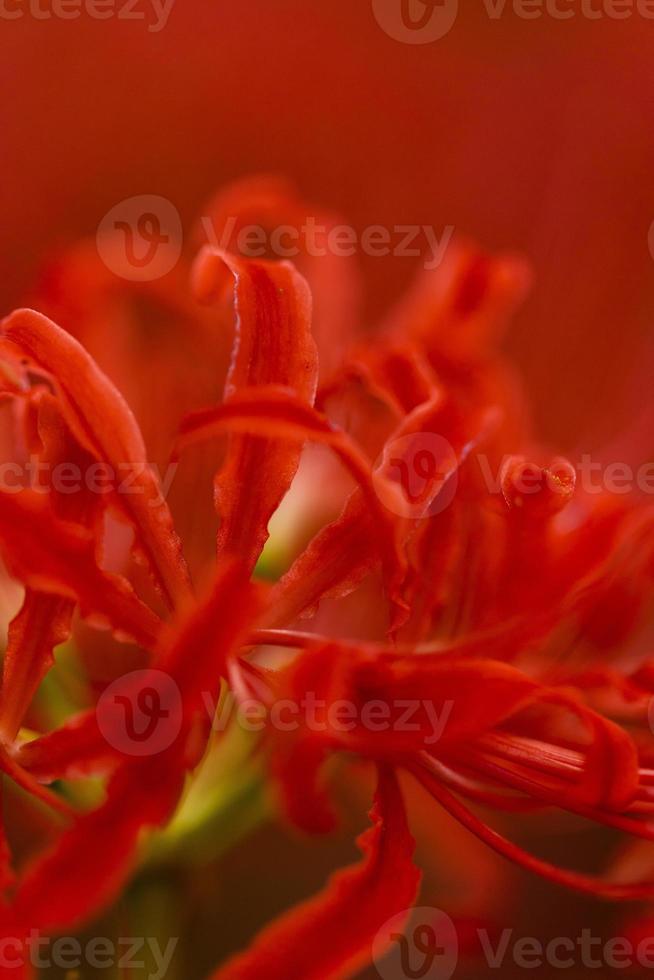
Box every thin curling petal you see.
[211,766,420,980]
[198,176,360,377]
[411,763,654,901]
[14,709,116,783]
[1,309,191,609]
[177,385,406,620]
[0,396,99,740]
[2,560,261,936]
[380,239,532,360]
[0,752,186,938]
[266,493,380,628]
[268,392,493,632]
[191,248,318,571]
[0,489,161,648]
[0,592,73,742]
[18,563,265,783]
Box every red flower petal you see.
[191,248,318,571]
[412,763,654,901]
[2,751,186,937]
[0,489,161,648]
[1,559,261,936]
[270,392,493,633]
[15,709,115,783]
[177,385,405,620]
[1,309,191,609]
[199,176,360,378]
[0,592,73,742]
[211,766,420,980]
[381,240,531,361]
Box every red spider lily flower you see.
[0,175,653,979]
[229,639,654,889]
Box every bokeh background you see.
[2,2,654,976]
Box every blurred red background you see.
[2,1,653,451]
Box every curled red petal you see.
[266,493,379,627]
[191,248,318,571]
[14,709,115,783]
[0,489,161,648]
[381,240,532,360]
[1,309,191,609]
[3,560,261,935]
[325,341,441,417]
[411,763,654,901]
[268,392,494,633]
[177,385,406,621]
[198,176,360,377]
[0,592,73,742]
[211,766,420,980]
[3,750,186,936]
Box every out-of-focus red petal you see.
[1,750,186,936]
[267,493,380,628]
[211,766,420,980]
[190,248,318,572]
[269,392,494,633]
[0,394,113,740]
[14,709,115,783]
[323,341,441,417]
[411,764,654,901]
[272,642,541,760]
[177,385,405,618]
[0,592,73,742]
[530,690,640,813]
[198,176,360,378]
[157,559,265,723]
[2,560,261,936]
[0,748,76,820]
[0,489,161,648]
[0,784,14,894]
[20,562,265,784]
[380,240,532,361]
[1,309,191,609]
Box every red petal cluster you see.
[0,177,652,977]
